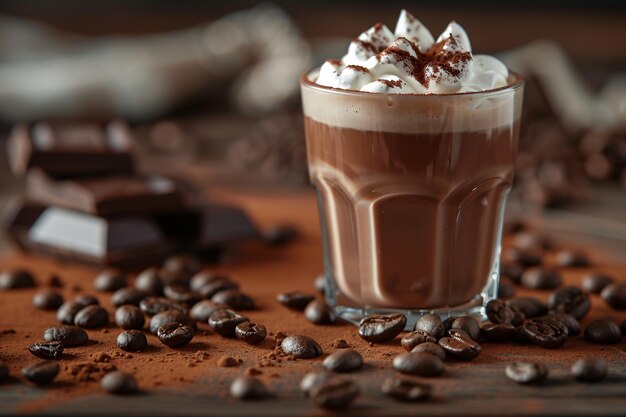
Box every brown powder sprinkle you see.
[345,65,370,73]
[217,356,239,367]
[378,78,403,88]
[332,339,351,349]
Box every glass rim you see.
[300,68,524,98]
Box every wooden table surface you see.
[0,189,625,417]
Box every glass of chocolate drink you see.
[300,10,523,327]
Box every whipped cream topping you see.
[315,10,509,94]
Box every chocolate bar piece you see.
[194,204,260,248]
[7,121,135,178]
[26,169,187,216]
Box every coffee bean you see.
[74,305,109,329]
[486,299,524,325]
[208,309,249,338]
[163,254,201,278]
[323,349,363,372]
[556,250,590,268]
[263,225,299,246]
[277,291,315,311]
[401,331,437,352]
[548,286,590,320]
[500,263,524,284]
[112,288,150,307]
[33,291,64,310]
[505,248,542,267]
[134,267,164,295]
[521,267,562,290]
[313,275,325,294]
[546,312,580,336]
[393,352,444,377]
[581,273,614,294]
[56,301,82,324]
[139,296,187,316]
[0,361,8,382]
[22,361,59,385]
[48,275,63,288]
[505,362,548,384]
[212,289,255,311]
[414,314,444,340]
[410,342,446,361]
[498,277,516,299]
[522,318,568,348]
[189,300,227,322]
[94,269,127,292]
[189,271,226,292]
[74,295,99,307]
[442,317,455,334]
[197,277,239,299]
[584,319,621,344]
[300,372,334,396]
[28,341,64,360]
[304,299,335,324]
[235,322,267,345]
[159,268,190,287]
[230,376,268,400]
[163,284,201,306]
[43,325,88,347]
[450,317,481,341]
[507,297,548,318]
[115,305,145,330]
[358,314,407,343]
[571,358,608,382]
[513,232,554,251]
[480,323,516,342]
[439,329,482,360]
[149,310,196,335]
[101,371,138,395]
[381,377,431,402]
[0,269,36,289]
[310,378,359,410]
[280,335,323,359]
[117,330,147,351]
[157,322,194,348]
[601,283,626,310]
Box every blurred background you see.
[0,0,624,246]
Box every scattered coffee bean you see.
[163,254,201,278]
[522,318,568,348]
[480,323,516,342]
[401,331,437,352]
[393,352,444,377]
[74,305,109,329]
[149,310,196,335]
[486,299,523,325]
[27,341,64,360]
[500,263,524,283]
[117,330,148,352]
[439,329,482,360]
[521,267,562,290]
[507,297,548,318]
[189,271,225,292]
[277,291,315,311]
[112,288,150,307]
[43,325,88,347]
[547,312,580,336]
[450,317,481,341]
[139,296,187,316]
[381,376,431,402]
[0,361,8,382]
[584,319,621,344]
[235,322,267,345]
[498,277,516,299]
[513,232,554,251]
[162,285,199,306]
[601,283,626,310]
[263,225,299,246]
[280,335,323,359]
[134,267,164,295]
[304,299,335,324]
[414,314,444,340]
[22,361,59,385]
[547,286,590,320]
[505,362,548,384]
[74,295,99,307]
[410,342,446,361]
[198,278,240,299]
[571,358,608,382]
[581,273,614,294]
[101,371,139,395]
[160,268,191,287]
[33,291,64,310]
[94,269,127,292]
[189,300,227,322]
[556,250,590,267]
[310,378,359,410]
[505,248,542,267]
[212,289,255,310]
[208,309,249,338]
[0,269,36,289]
[157,322,195,348]
[358,314,407,343]
[48,275,63,288]
[442,317,455,333]
[323,349,363,372]
[115,305,145,330]
[56,301,83,325]
[230,376,268,400]
[313,274,325,294]
[300,372,334,396]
